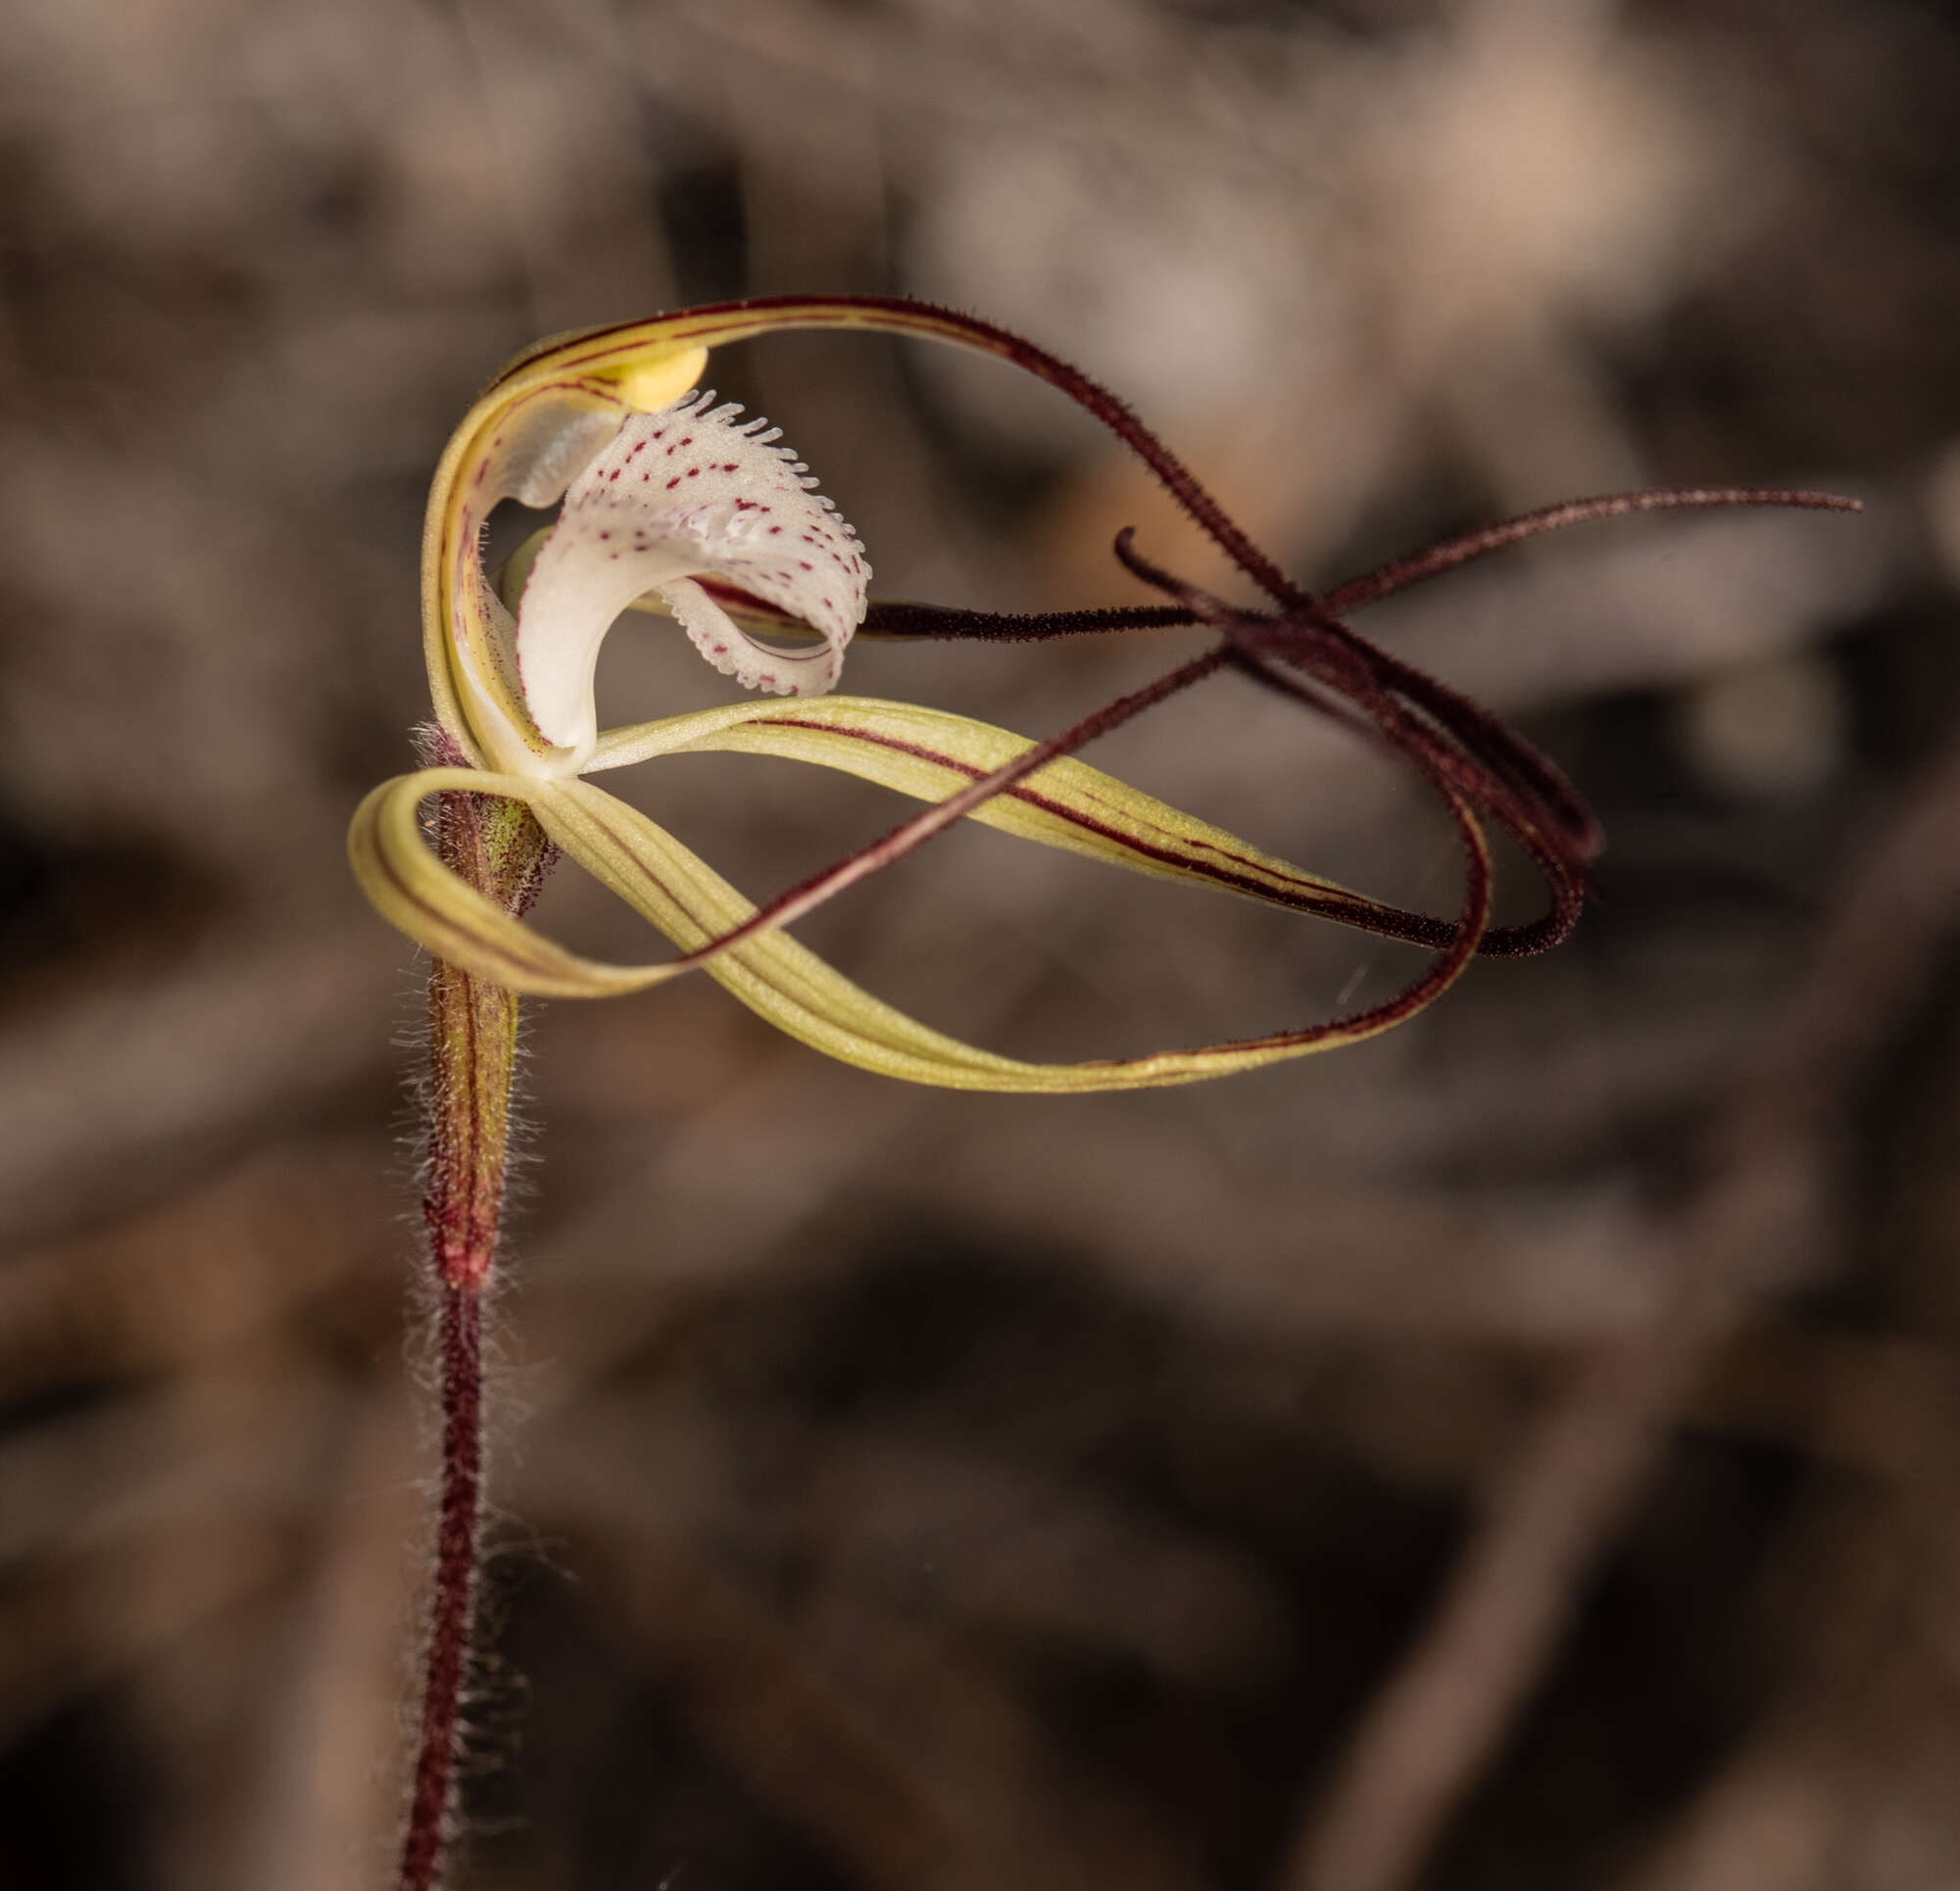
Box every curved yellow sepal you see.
[348,762,1491,1093]
[349,768,659,997]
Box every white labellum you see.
[514,392,870,762]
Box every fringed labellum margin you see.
[440,359,869,780]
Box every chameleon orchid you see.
[350,303,1512,1088]
[348,295,1855,1891]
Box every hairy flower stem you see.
[401,744,555,1891]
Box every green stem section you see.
[421,792,547,1294]
[400,757,554,1891]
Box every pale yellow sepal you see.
[591,695,1410,930]
[348,751,1488,1092]
[349,768,657,997]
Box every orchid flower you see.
[351,298,1854,1087]
[353,300,1593,1086]
[351,297,1857,1891]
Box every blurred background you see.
[5,0,1960,1886]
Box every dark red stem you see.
[399,730,555,1891]
[400,1285,485,1891]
